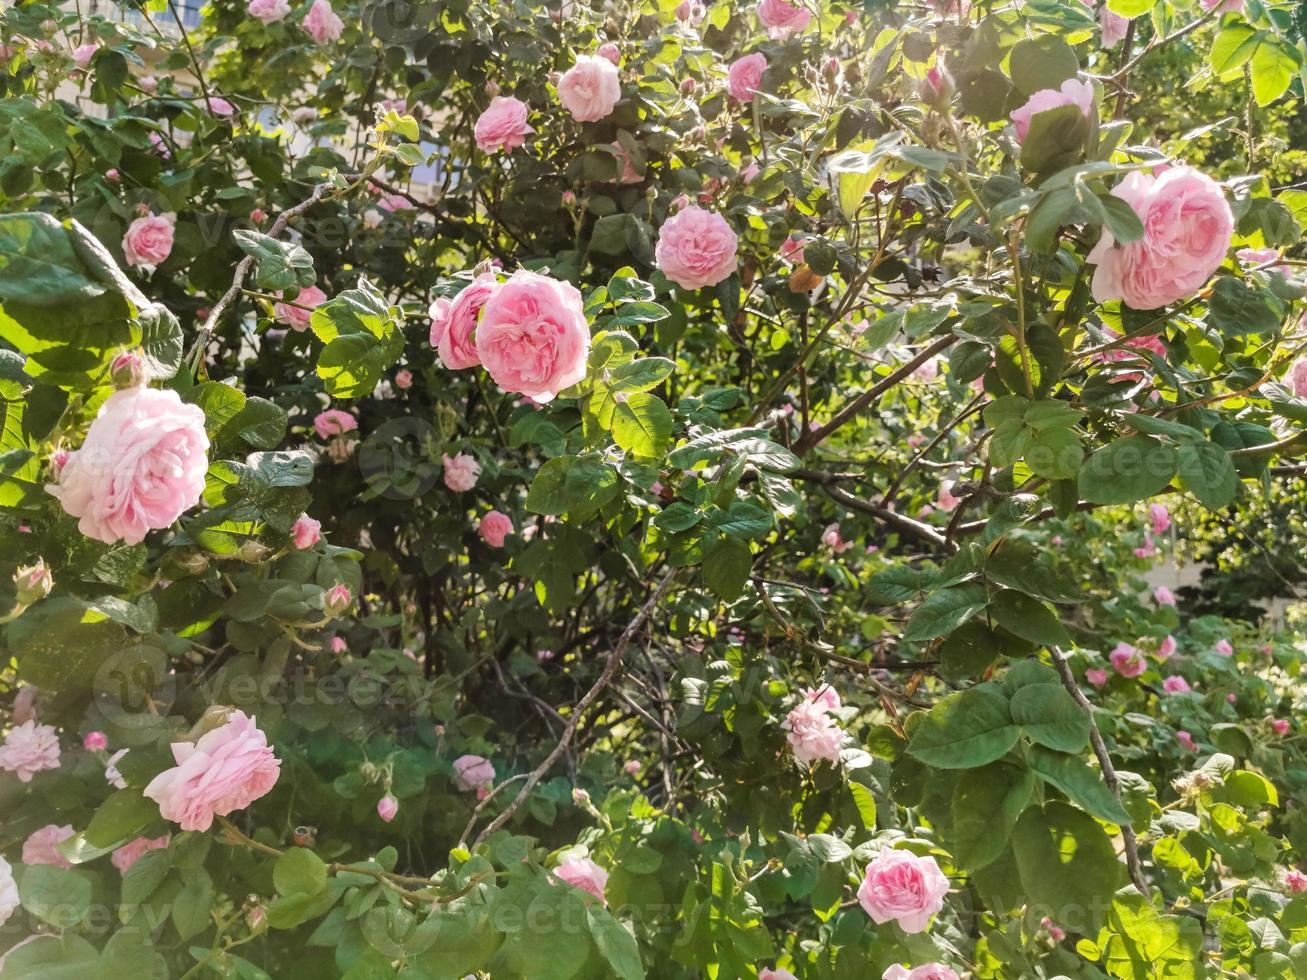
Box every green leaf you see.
[1249,35,1300,106]
[1102,893,1205,978]
[1175,440,1239,509]
[611,392,674,458]
[586,906,646,980]
[1009,36,1080,95]
[1010,683,1090,752]
[1209,23,1260,75]
[908,687,1020,769]
[1029,746,1132,824]
[85,788,160,848]
[233,230,315,292]
[1207,276,1284,336]
[20,866,92,927]
[274,848,329,897]
[989,590,1072,647]
[608,357,674,393]
[1012,802,1122,931]
[902,584,988,642]
[1078,434,1177,504]
[951,761,1035,871]
[702,534,751,600]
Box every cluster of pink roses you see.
[782,685,845,765]
[246,0,343,43]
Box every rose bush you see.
[2,0,1307,976]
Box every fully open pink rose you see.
[1110,642,1146,677]
[0,721,61,782]
[1087,166,1233,309]
[727,53,767,102]
[475,96,534,153]
[857,848,950,933]
[1085,668,1109,688]
[22,825,74,868]
[274,284,328,330]
[47,387,208,545]
[247,0,290,23]
[1157,635,1177,659]
[1163,675,1192,694]
[313,408,357,439]
[475,270,590,403]
[1010,78,1095,143]
[782,698,844,765]
[1215,638,1234,656]
[479,510,514,547]
[303,0,344,43]
[122,211,176,270]
[655,205,738,290]
[144,710,280,832]
[557,55,622,122]
[441,452,479,492]
[111,835,170,873]
[430,272,497,369]
[554,856,608,903]
[1289,359,1307,397]
[453,753,494,791]
[757,0,811,37]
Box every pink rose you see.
[377,794,398,822]
[1099,5,1130,47]
[597,42,620,65]
[207,96,236,118]
[936,480,961,512]
[475,270,590,403]
[1288,359,1307,397]
[1162,675,1191,694]
[291,514,321,549]
[1237,246,1287,274]
[623,760,642,774]
[1009,78,1095,143]
[479,510,514,548]
[247,0,290,23]
[72,42,98,68]
[1110,643,1146,677]
[554,856,608,903]
[22,825,74,868]
[394,368,413,389]
[0,721,60,782]
[759,970,798,980]
[474,96,534,153]
[323,583,352,618]
[47,387,208,545]
[313,408,357,439]
[1148,503,1171,535]
[740,160,761,183]
[331,636,347,654]
[557,55,622,122]
[1157,635,1177,660]
[1215,638,1234,656]
[111,835,170,874]
[727,53,767,102]
[857,848,950,933]
[1271,718,1291,735]
[803,685,840,710]
[1041,917,1067,942]
[822,523,850,553]
[122,211,176,270]
[441,452,481,492]
[782,698,844,765]
[273,284,328,331]
[303,0,344,43]
[757,0,811,37]
[1088,166,1233,310]
[779,236,807,266]
[144,710,280,832]
[430,272,497,369]
[1176,730,1197,751]
[1154,585,1176,606]
[83,731,108,751]
[883,965,960,980]
[453,753,494,791]
[0,859,15,928]
[1284,869,1307,893]
[655,206,739,290]
[1085,668,1109,688]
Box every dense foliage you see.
[2,0,1307,976]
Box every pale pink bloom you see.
[1176,730,1197,751]
[757,0,811,37]
[291,514,321,549]
[72,42,98,68]
[1010,78,1095,143]
[0,721,60,782]
[247,0,290,23]
[1148,503,1171,535]
[22,825,74,868]
[1226,692,1237,703]
[1157,635,1177,660]
[394,369,413,389]
[822,523,851,553]
[782,699,844,766]
[111,835,170,873]
[1099,5,1130,47]
[83,731,108,751]
[557,55,622,122]
[1085,668,1109,688]
[441,452,480,492]
[479,510,514,547]
[143,710,280,832]
[313,409,357,439]
[803,685,841,710]
[0,859,16,928]
[474,97,534,153]
[1215,638,1234,656]
[936,480,961,512]
[1288,360,1307,398]
[476,270,590,403]
[47,388,207,545]
[148,131,171,158]
[554,856,609,902]
[857,849,950,934]
[1051,535,1063,545]
[656,206,738,290]
[597,42,620,65]
[1237,247,1287,274]
[1134,531,1156,559]
[106,168,120,183]
[1110,643,1145,678]
[1154,585,1176,606]
[727,53,768,102]
[913,357,941,382]
[377,794,398,822]
[1284,869,1307,893]
[330,636,347,654]
[1088,166,1233,310]
[122,211,176,270]
[138,74,158,93]
[623,760,642,774]
[207,96,236,118]
[1162,675,1191,694]
[739,159,761,183]
[375,193,411,213]
[430,272,497,369]
[453,754,494,791]
[1271,718,1291,736]
[883,965,960,980]
[273,284,327,331]
[778,235,805,265]
[303,0,344,43]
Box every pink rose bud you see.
[680,77,697,94]
[106,168,120,183]
[1215,638,1233,656]
[236,541,270,563]
[247,905,268,933]
[377,793,398,822]
[561,190,577,206]
[597,42,620,65]
[330,636,346,654]
[250,207,266,224]
[623,760,642,775]
[138,74,158,93]
[1085,668,1109,688]
[291,514,321,549]
[13,560,53,605]
[1272,718,1291,735]
[1226,692,1237,703]
[110,350,146,388]
[1176,730,1197,752]
[920,64,954,106]
[323,583,352,618]
[394,368,413,389]
[83,731,108,751]
[572,787,591,806]
[1041,917,1066,942]
[823,56,841,78]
